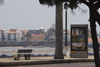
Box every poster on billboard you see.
[71,27,86,51]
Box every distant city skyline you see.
[0,0,100,33]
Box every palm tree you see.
[1,31,5,41]
[8,33,11,41]
[39,0,64,59]
[25,32,31,42]
[21,36,25,42]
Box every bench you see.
[13,49,32,60]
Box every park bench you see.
[13,49,32,60]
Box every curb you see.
[0,59,94,66]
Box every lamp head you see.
[64,2,68,10]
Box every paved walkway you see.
[0,56,94,66]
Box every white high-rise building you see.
[4,30,9,41]
[8,29,22,42]
[16,29,22,42]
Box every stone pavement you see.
[0,56,94,66]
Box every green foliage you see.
[1,32,5,41]
[25,32,31,41]
[68,0,80,9]
[39,0,82,10]
[8,34,11,41]
[39,0,70,6]
[39,0,100,10]
[21,36,25,41]
[39,0,54,6]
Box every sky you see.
[0,0,99,33]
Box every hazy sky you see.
[0,0,99,33]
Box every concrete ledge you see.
[0,59,94,66]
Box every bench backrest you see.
[18,49,32,53]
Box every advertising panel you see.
[71,27,86,51]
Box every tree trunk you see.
[90,6,100,67]
[54,2,64,59]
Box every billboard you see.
[71,27,87,51]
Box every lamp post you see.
[64,2,68,46]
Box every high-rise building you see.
[16,29,22,42]
[4,30,9,41]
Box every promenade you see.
[0,56,94,66]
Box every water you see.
[0,47,56,57]
[0,47,55,50]
[0,47,94,57]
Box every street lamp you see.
[64,2,68,46]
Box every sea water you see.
[0,47,56,57]
[0,47,93,57]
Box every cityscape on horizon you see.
[0,22,99,43]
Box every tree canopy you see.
[39,0,100,25]
[39,0,100,9]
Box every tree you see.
[1,31,5,41]
[21,36,25,42]
[39,0,100,67]
[25,32,31,42]
[8,33,11,41]
[21,35,26,42]
[14,33,16,42]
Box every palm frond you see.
[39,0,55,6]
[0,0,4,6]
[39,0,69,6]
